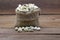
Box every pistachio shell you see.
[24,27,29,32]
[22,27,25,30]
[18,4,21,7]
[18,27,22,32]
[36,27,40,31]
[15,4,39,13]
[33,27,37,30]
[30,26,34,29]
[15,27,18,31]
[28,29,34,32]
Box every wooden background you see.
[0,0,60,28]
[0,0,60,39]
[0,0,60,14]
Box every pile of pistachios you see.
[15,26,40,32]
[15,3,39,13]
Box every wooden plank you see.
[0,8,60,14]
[0,15,60,28]
[0,28,60,40]
[0,10,15,14]
[40,15,60,27]
[0,15,16,28]
[0,0,60,14]
[0,0,60,10]
[0,28,60,35]
[0,34,60,40]
[41,8,60,15]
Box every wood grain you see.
[0,0,60,10]
[0,28,60,35]
[0,8,60,14]
[41,8,60,15]
[0,0,60,14]
[0,28,60,40]
[40,15,60,27]
[0,35,60,40]
[0,15,60,28]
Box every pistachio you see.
[15,27,18,31]
[18,27,22,32]
[36,27,40,31]
[24,27,29,32]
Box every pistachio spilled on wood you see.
[15,26,41,32]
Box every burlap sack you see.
[15,8,40,27]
